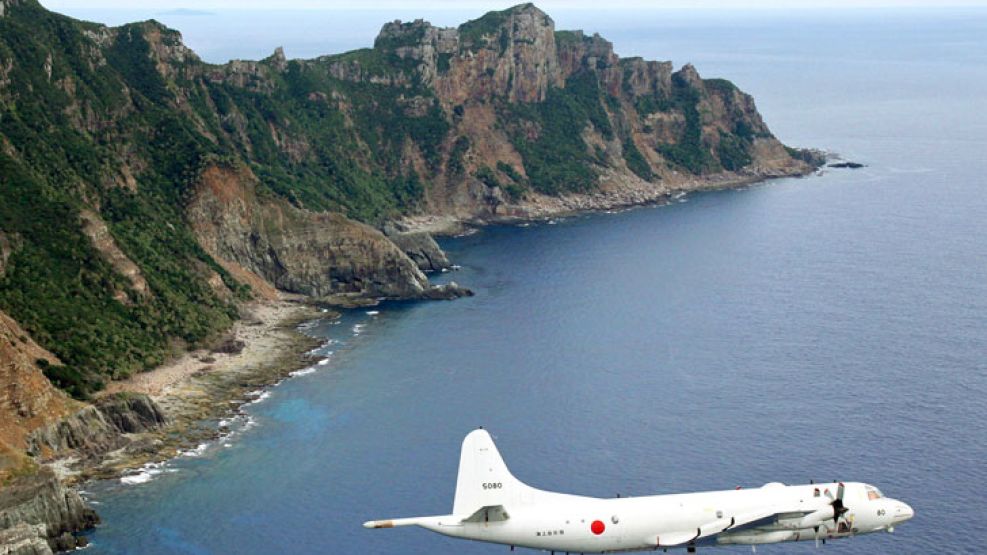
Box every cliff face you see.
[27,394,167,463]
[0,467,98,554]
[186,165,431,301]
[315,4,810,221]
[373,6,563,104]
[386,230,451,273]
[0,387,166,552]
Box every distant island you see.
[0,1,821,552]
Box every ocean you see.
[76,7,987,554]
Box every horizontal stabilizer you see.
[460,505,510,524]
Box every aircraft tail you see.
[452,428,523,515]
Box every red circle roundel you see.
[591,520,606,535]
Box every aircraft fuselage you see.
[410,482,912,552]
[364,430,914,553]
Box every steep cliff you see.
[186,164,434,301]
[386,230,451,273]
[320,4,812,220]
[0,467,98,554]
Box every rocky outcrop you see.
[422,282,473,300]
[27,394,166,463]
[556,31,643,97]
[186,164,458,302]
[386,231,450,272]
[0,467,97,554]
[365,4,563,104]
[0,523,52,555]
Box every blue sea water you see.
[79,8,987,555]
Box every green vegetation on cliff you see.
[0,7,242,398]
[501,71,613,194]
[654,74,716,174]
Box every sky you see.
[39,0,987,10]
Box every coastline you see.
[400,163,819,236]
[101,298,313,400]
[64,296,327,484]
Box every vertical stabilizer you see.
[452,429,523,514]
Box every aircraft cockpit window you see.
[866,487,884,501]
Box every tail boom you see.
[363,515,464,533]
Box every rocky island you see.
[0,1,821,552]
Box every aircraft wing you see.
[726,509,817,532]
[653,509,793,547]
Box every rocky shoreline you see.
[0,298,327,554]
[399,159,821,235]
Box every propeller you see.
[815,482,848,547]
[831,482,849,525]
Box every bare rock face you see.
[27,394,167,462]
[620,57,673,99]
[186,165,432,301]
[556,31,627,96]
[0,311,99,554]
[0,393,164,553]
[0,523,53,555]
[385,231,450,272]
[0,467,98,554]
[372,4,563,104]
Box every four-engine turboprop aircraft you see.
[364,429,914,552]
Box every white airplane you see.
[364,429,914,553]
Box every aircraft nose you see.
[892,501,914,523]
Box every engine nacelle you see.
[776,507,837,530]
[794,507,836,529]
